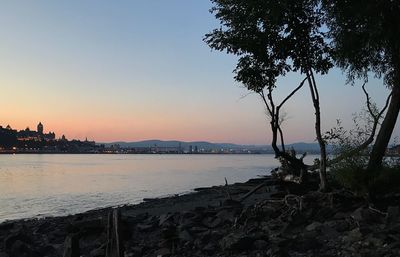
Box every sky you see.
[0,1,397,145]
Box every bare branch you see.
[238,91,256,101]
[277,76,308,110]
[327,85,393,167]
[259,91,273,117]
[362,82,377,120]
[378,92,392,118]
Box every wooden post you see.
[105,208,123,257]
[63,234,80,257]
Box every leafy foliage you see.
[324,0,400,86]
[205,0,332,92]
[334,166,400,197]
[326,111,400,196]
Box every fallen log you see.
[240,181,268,202]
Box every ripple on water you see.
[0,154,318,222]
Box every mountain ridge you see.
[100,140,330,153]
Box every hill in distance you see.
[101,140,330,153]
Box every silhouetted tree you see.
[205,0,332,190]
[324,0,400,171]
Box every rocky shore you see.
[1,175,400,257]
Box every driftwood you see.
[105,209,123,257]
[62,234,80,257]
[239,178,280,202]
[224,177,232,200]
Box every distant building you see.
[387,145,400,155]
[16,122,55,141]
[0,122,101,153]
[37,122,43,134]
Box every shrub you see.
[332,165,400,197]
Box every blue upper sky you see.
[0,1,396,144]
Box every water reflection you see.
[0,154,316,222]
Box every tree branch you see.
[362,82,378,120]
[327,85,393,166]
[277,77,308,110]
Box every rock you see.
[364,236,384,248]
[220,233,255,251]
[209,230,224,241]
[222,199,243,208]
[90,246,104,257]
[262,206,280,219]
[320,225,340,238]
[293,236,322,251]
[179,217,196,229]
[181,211,196,219]
[216,209,236,224]
[161,226,177,240]
[267,246,289,257]
[194,206,206,213]
[306,221,322,231]
[386,206,400,225]
[202,217,222,229]
[0,222,14,231]
[127,246,143,256]
[334,220,350,232]
[4,232,32,250]
[344,228,362,243]
[289,211,307,226]
[351,207,364,222]
[136,224,154,232]
[333,212,347,220]
[47,229,67,244]
[351,207,383,224]
[203,242,216,254]
[9,239,40,257]
[159,213,173,226]
[73,218,103,235]
[124,213,148,223]
[363,208,384,224]
[39,245,58,256]
[178,230,193,242]
[190,227,208,234]
[156,247,171,257]
[253,239,268,250]
[314,207,335,220]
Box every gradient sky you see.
[0,1,397,145]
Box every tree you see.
[204,0,332,190]
[324,0,400,171]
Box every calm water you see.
[0,154,316,222]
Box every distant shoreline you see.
[0,151,270,155]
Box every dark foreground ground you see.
[0,175,400,257]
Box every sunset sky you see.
[0,1,397,145]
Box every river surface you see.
[0,154,316,222]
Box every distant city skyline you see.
[0,1,398,145]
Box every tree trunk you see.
[307,70,328,191]
[367,82,400,171]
